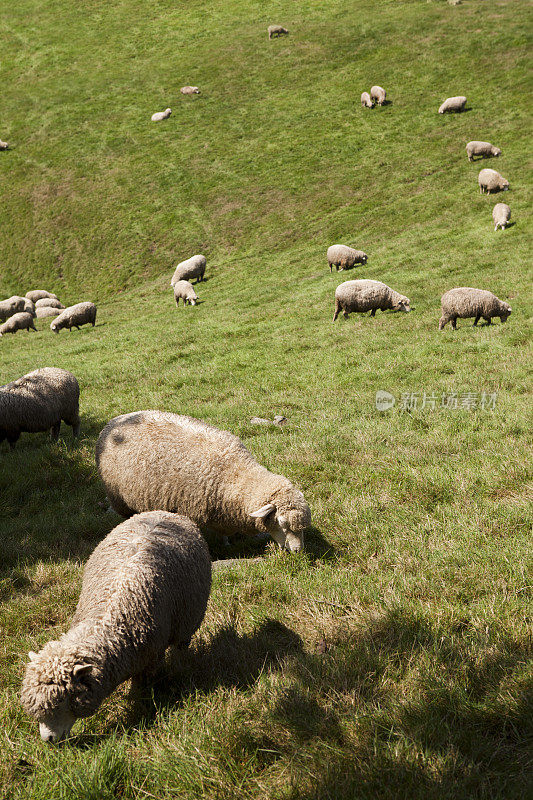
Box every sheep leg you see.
[473,315,481,326]
[370,309,376,317]
[342,310,349,319]
[451,318,457,330]
[7,432,20,449]
[50,421,61,441]
[72,418,81,437]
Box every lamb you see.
[0,296,34,321]
[492,203,511,231]
[438,96,467,113]
[21,511,211,742]
[50,302,97,333]
[333,280,411,321]
[370,86,386,105]
[35,298,64,310]
[180,86,200,95]
[151,108,171,122]
[173,280,198,306]
[439,288,511,330]
[0,312,37,336]
[466,141,501,161]
[170,254,206,285]
[35,306,61,319]
[96,411,311,553]
[0,367,80,448]
[478,168,509,194]
[327,244,368,272]
[268,25,289,39]
[25,290,59,303]
[0,140,8,150]
[361,92,374,108]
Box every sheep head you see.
[249,486,311,553]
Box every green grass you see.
[0,0,532,797]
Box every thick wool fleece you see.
[25,290,58,303]
[0,312,37,335]
[170,255,206,286]
[333,279,410,320]
[51,302,96,332]
[439,287,511,329]
[327,245,368,272]
[478,168,509,193]
[21,512,211,732]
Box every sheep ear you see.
[28,651,38,662]
[249,503,276,519]
[73,663,92,679]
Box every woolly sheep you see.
[361,91,374,108]
[35,298,65,310]
[0,367,80,448]
[0,296,34,321]
[466,141,501,161]
[25,290,59,303]
[439,288,511,330]
[327,244,368,272]
[333,279,411,321]
[50,302,97,333]
[0,140,8,150]
[180,86,200,95]
[35,306,61,319]
[21,511,211,742]
[0,312,37,336]
[96,411,311,553]
[268,25,289,39]
[370,86,386,105]
[438,96,467,113]
[173,280,198,306]
[478,168,509,194]
[170,254,206,285]
[492,203,511,231]
[151,108,171,122]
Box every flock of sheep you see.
[1,17,518,744]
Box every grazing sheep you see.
[268,25,289,39]
[333,280,411,321]
[96,411,311,553]
[492,203,511,231]
[361,91,374,108]
[327,244,368,272]
[151,108,171,122]
[438,96,467,113]
[35,306,61,319]
[25,290,58,303]
[478,168,509,194]
[180,86,200,95]
[370,86,386,105]
[466,141,501,161]
[0,140,8,150]
[439,287,511,330]
[0,296,34,321]
[173,280,198,306]
[170,254,206,285]
[21,511,211,742]
[250,415,287,427]
[0,367,80,448]
[0,312,37,336]
[35,298,64,310]
[50,302,97,333]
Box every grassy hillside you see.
[0,1,532,798]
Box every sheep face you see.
[38,701,77,743]
[492,147,501,157]
[499,304,512,322]
[50,322,59,333]
[250,489,311,553]
[501,179,509,191]
[393,295,411,312]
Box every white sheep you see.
[35,306,61,319]
[466,141,501,161]
[0,296,34,321]
[370,86,386,105]
[478,168,509,194]
[25,290,58,303]
[492,203,511,231]
[170,254,206,285]
[35,298,64,310]
[361,92,374,108]
[439,288,511,329]
[50,302,97,333]
[0,140,8,150]
[180,86,200,95]
[20,511,211,742]
[327,244,368,272]
[333,280,411,320]
[173,280,198,306]
[0,312,37,336]
[151,108,171,122]
[268,25,289,39]
[438,96,467,113]
[96,411,311,553]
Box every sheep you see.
[439,288,511,330]
[0,296,34,321]
[268,25,289,39]
[96,411,311,553]
[0,367,80,448]
[50,302,97,333]
[0,312,37,336]
[478,168,509,194]
[327,244,368,272]
[333,280,411,321]
[370,86,386,105]
[25,290,59,303]
[170,254,206,286]
[180,86,200,95]
[173,280,198,306]
[35,306,61,319]
[492,203,511,231]
[151,108,171,122]
[361,91,374,108]
[0,140,9,150]
[466,141,501,162]
[438,96,467,113]
[35,298,65,310]
[21,511,211,742]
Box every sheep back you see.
[26,290,59,303]
[170,255,206,285]
[35,298,64,309]
[50,302,97,332]
[439,287,512,329]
